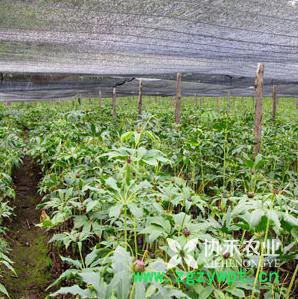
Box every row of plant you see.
[0,104,24,297]
[20,98,298,298]
[5,98,298,298]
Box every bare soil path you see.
[3,156,51,299]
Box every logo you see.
[167,238,198,270]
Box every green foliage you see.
[0,105,24,297]
[1,97,297,298]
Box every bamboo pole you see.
[175,72,182,124]
[112,87,117,118]
[253,64,265,159]
[137,79,143,118]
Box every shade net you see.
[0,0,297,100]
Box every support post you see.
[227,90,231,112]
[99,90,102,108]
[253,63,264,159]
[272,85,277,121]
[195,93,198,107]
[137,79,143,118]
[175,72,182,124]
[112,87,117,118]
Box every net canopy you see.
[0,0,297,100]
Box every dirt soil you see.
[3,156,52,299]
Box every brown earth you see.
[3,156,52,299]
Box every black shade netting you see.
[0,0,297,100]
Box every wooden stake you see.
[137,79,143,118]
[112,87,117,118]
[253,63,265,159]
[227,91,231,112]
[272,85,277,121]
[195,93,198,107]
[99,90,102,108]
[175,73,182,124]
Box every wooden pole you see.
[200,97,203,109]
[112,87,116,118]
[137,79,143,118]
[253,63,265,159]
[195,93,198,108]
[272,85,277,121]
[227,91,231,112]
[175,72,182,124]
[99,90,102,108]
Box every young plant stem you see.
[223,121,228,189]
[251,218,270,299]
[124,205,128,249]
[134,220,138,257]
[78,243,86,268]
[200,148,205,193]
[129,282,136,299]
[286,264,298,299]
